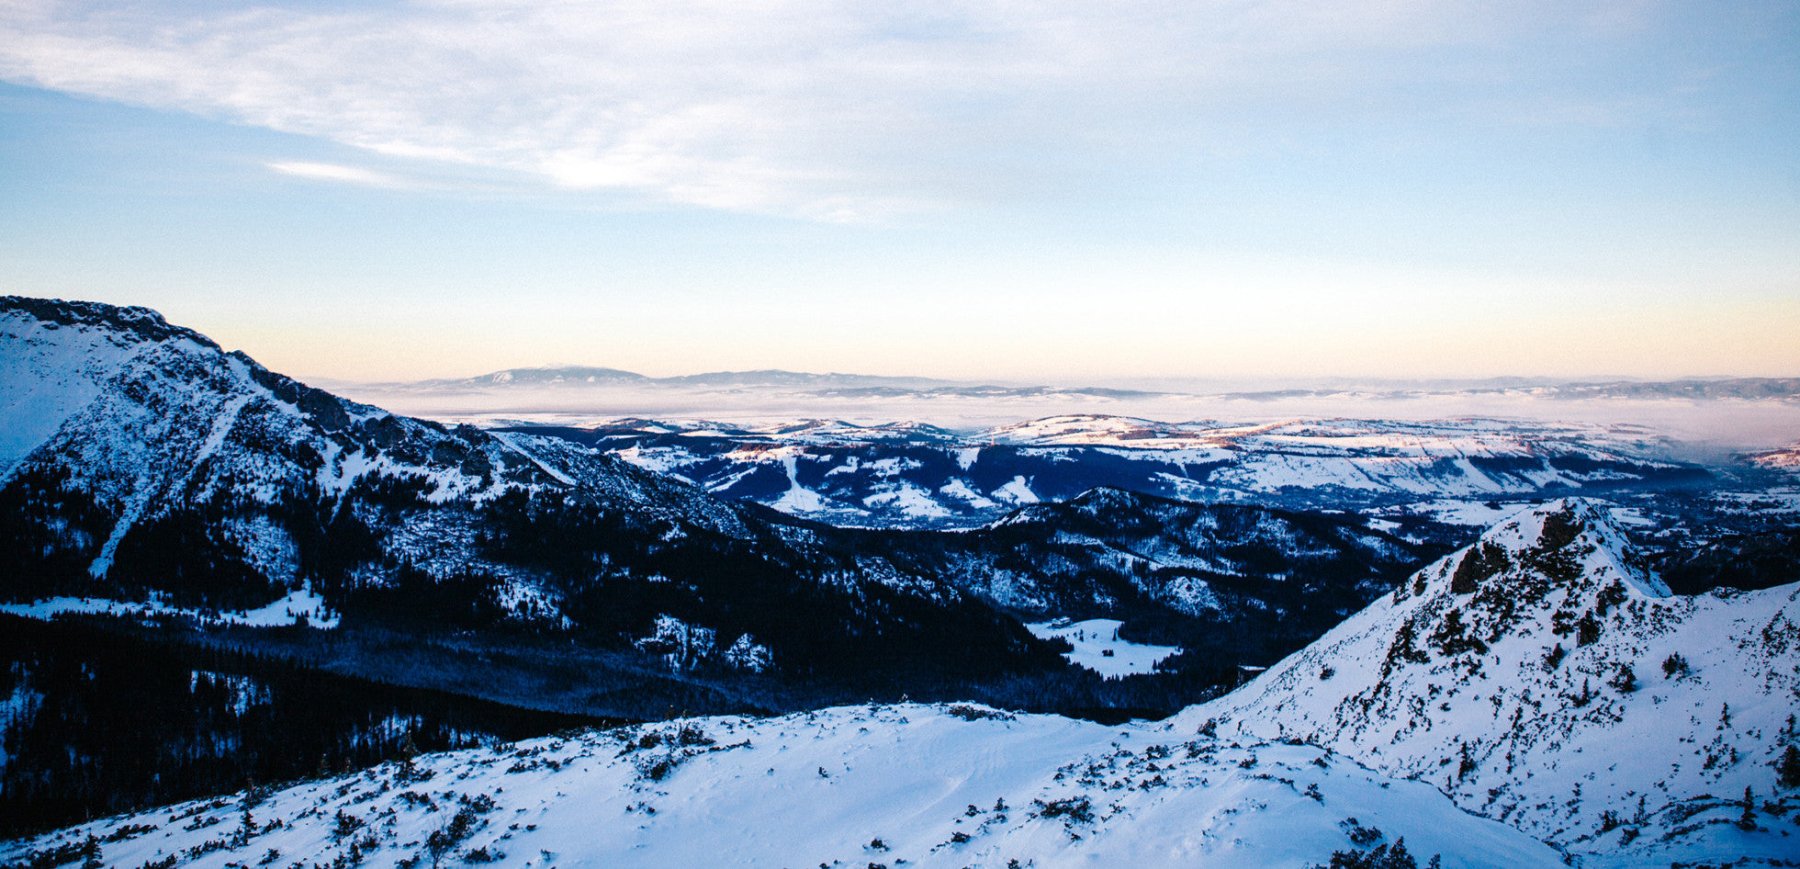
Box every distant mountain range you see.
[360,363,1800,403]
[505,414,1715,529]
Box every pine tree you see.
[398,727,421,783]
[1737,786,1757,831]
[1779,745,1800,790]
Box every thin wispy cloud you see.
[0,0,1733,219]
[266,161,411,189]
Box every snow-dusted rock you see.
[1180,498,1800,863]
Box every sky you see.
[1,0,1798,385]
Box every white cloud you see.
[266,161,410,188]
[0,0,1732,218]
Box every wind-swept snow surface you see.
[0,705,1560,868]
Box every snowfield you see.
[0,704,1561,869]
[1025,618,1179,677]
[0,586,339,629]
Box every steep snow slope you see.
[0,297,748,582]
[0,704,1561,869]
[1180,499,1800,864]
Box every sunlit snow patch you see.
[1026,618,1178,678]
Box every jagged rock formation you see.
[1181,498,1800,864]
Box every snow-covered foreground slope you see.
[1179,499,1800,865]
[0,704,1560,869]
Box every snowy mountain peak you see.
[1182,497,1799,861]
[0,295,220,351]
[1418,497,1670,607]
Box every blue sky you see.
[1,1,1797,383]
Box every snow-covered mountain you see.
[1179,498,1800,864]
[8,501,1791,866]
[514,414,1710,529]
[0,296,1056,691]
[0,296,1475,713]
[4,419,1792,869]
[0,703,1563,869]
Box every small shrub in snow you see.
[945,704,1013,722]
[102,823,157,843]
[425,806,482,867]
[1317,837,1426,869]
[1339,818,1383,847]
[333,809,365,841]
[1033,796,1094,824]
[1609,665,1638,694]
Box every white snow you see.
[992,475,1040,505]
[0,704,1562,869]
[1026,618,1179,678]
[862,482,952,519]
[937,477,997,508]
[0,585,339,629]
[769,454,830,513]
[1177,499,1794,862]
